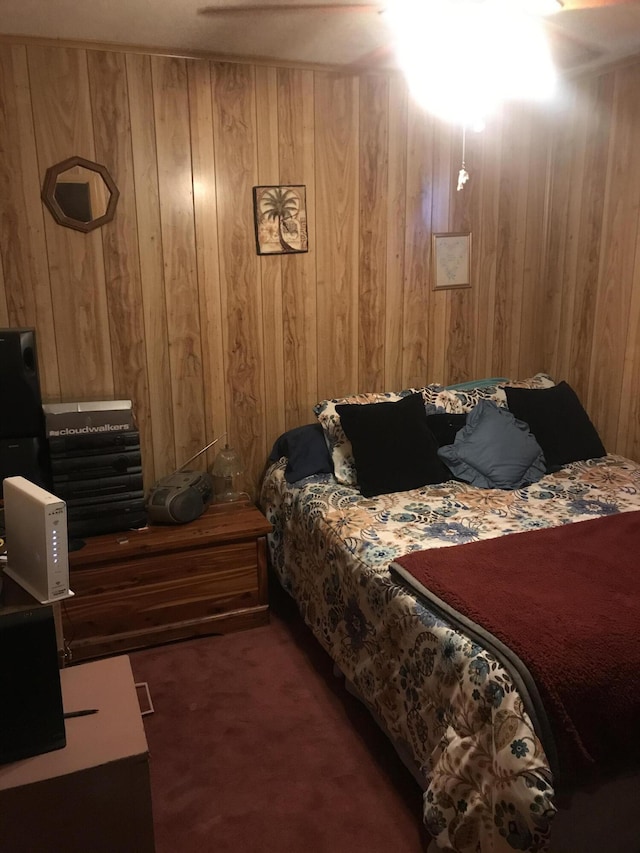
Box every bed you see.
[259,375,640,853]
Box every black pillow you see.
[336,392,451,498]
[504,381,606,469]
[426,413,467,447]
[268,423,333,483]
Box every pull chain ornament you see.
[457,125,469,192]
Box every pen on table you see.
[64,709,99,718]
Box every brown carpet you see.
[129,581,428,853]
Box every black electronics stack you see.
[0,328,52,497]
[43,402,147,538]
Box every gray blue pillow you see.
[438,400,546,490]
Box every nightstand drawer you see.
[62,504,272,660]
[69,540,259,594]
[65,555,260,638]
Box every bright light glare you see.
[386,0,558,126]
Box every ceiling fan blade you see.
[558,0,637,9]
[199,3,380,14]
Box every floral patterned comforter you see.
[260,454,640,853]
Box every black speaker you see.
[0,328,45,439]
[0,606,66,765]
[0,436,52,498]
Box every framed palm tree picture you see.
[253,185,308,255]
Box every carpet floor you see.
[129,582,428,853]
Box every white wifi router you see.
[3,476,74,604]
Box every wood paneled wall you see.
[1,39,639,496]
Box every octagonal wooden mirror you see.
[42,156,119,233]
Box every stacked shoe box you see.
[43,401,147,539]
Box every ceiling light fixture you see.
[385,0,559,190]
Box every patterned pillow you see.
[314,384,443,486]
[431,373,555,414]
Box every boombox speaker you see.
[146,435,223,525]
[146,470,214,524]
[0,328,45,439]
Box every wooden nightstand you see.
[61,501,272,662]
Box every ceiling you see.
[2,0,640,77]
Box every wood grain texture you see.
[358,73,389,393]
[27,46,114,401]
[278,67,318,429]
[88,50,154,489]
[211,62,265,492]
[544,87,582,384]
[1,33,640,496]
[187,60,227,471]
[64,504,271,657]
[0,45,59,397]
[255,65,286,444]
[384,75,407,392]
[403,102,435,387]
[493,103,532,378]
[151,56,206,472]
[473,113,503,379]
[428,118,452,385]
[315,72,359,401]
[517,104,552,382]
[126,53,175,481]
[446,124,475,385]
[587,63,640,452]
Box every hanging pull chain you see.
[457,125,470,192]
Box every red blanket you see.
[393,511,640,787]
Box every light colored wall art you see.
[253,185,308,255]
[432,231,471,289]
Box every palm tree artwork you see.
[253,185,308,254]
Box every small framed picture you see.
[432,231,471,290]
[253,185,308,255]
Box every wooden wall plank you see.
[473,113,502,379]
[588,63,640,452]
[27,45,113,400]
[428,118,452,384]
[617,229,640,460]
[403,102,434,388]
[358,73,389,393]
[565,74,613,402]
[126,52,175,481]
[278,67,318,428]
[315,72,359,401]
[446,126,477,385]
[187,59,227,471]
[88,49,154,489]
[544,85,583,383]
[616,33,640,453]
[0,44,59,397]
[492,103,532,378]
[211,61,265,492]
[151,55,206,469]
[384,75,407,392]
[255,64,285,444]
[517,104,553,381]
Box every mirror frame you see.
[41,155,120,233]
